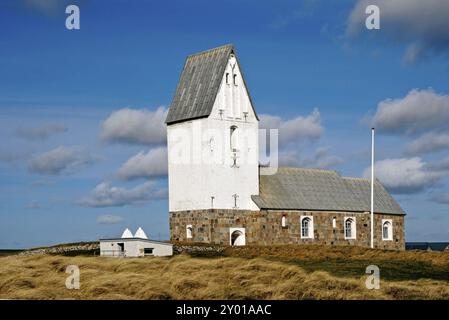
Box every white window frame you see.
[281,215,287,228]
[382,219,393,241]
[300,216,314,239]
[186,225,193,239]
[344,217,357,240]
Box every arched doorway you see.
[229,228,246,246]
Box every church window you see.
[344,218,356,239]
[301,216,313,239]
[382,220,393,240]
[186,225,193,239]
[281,215,287,228]
[230,126,238,152]
[232,194,239,209]
[226,73,230,85]
[332,217,337,229]
[233,74,238,86]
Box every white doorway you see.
[230,227,246,246]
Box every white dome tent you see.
[134,227,148,239]
[121,228,133,238]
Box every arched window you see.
[281,215,287,228]
[230,228,246,246]
[301,217,313,239]
[382,220,393,240]
[344,218,356,239]
[186,225,193,239]
[233,74,238,86]
[230,126,238,152]
[332,217,337,229]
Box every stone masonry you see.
[170,209,405,250]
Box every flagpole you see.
[371,127,375,249]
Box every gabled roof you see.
[165,44,258,124]
[252,167,405,215]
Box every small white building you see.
[100,228,173,257]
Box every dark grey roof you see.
[252,167,405,215]
[166,44,258,124]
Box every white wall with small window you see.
[300,216,314,239]
[382,219,393,241]
[344,217,356,239]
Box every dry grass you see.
[0,246,448,300]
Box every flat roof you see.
[99,238,173,246]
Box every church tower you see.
[166,44,259,213]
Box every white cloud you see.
[363,157,445,194]
[404,132,449,155]
[15,123,67,141]
[100,107,167,145]
[117,147,168,180]
[347,0,449,63]
[280,147,343,169]
[79,181,167,208]
[28,146,94,175]
[260,109,323,146]
[372,89,449,134]
[97,214,124,225]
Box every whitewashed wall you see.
[167,54,259,212]
[100,240,173,257]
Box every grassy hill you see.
[0,245,448,299]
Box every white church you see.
[165,44,405,250]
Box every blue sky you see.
[1,0,449,248]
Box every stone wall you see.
[19,242,99,256]
[170,209,405,250]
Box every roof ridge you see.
[277,166,339,174]
[187,44,234,58]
